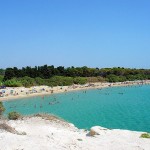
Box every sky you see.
[0,0,150,69]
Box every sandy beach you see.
[0,115,150,150]
[0,80,150,101]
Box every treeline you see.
[1,65,150,87]
[3,65,150,80]
[3,65,100,80]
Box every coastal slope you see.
[0,116,149,150]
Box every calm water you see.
[3,85,150,132]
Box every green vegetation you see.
[1,65,150,87]
[106,74,127,82]
[140,133,150,138]
[74,77,87,84]
[0,69,5,76]
[0,102,5,116]
[4,78,22,87]
[8,111,21,120]
[3,76,88,87]
[0,75,4,85]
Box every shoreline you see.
[0,115,150,150]
[1,80,150,101]
[0,80,150,145]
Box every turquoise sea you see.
[3,85,150,132]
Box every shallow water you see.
[3,85,150,132]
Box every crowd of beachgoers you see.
[0,80,150,101]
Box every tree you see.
[57,66,65,76]
[3,68,15,80]
[0,69,5,75]
[3,65,150,83]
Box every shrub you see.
[18,76,36,87]
[48,76,74,86]
[8,111,21,120]
[61,77,74,86]
[140,133,150,138]
[96,76,106,82]
[74,77,87,84]
[106,74,127,82]
[86,77,106,83]
[4,78,22,87]
[35,77,45,85]
[0,102,5,115]
[0,75,4,85]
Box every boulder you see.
[89,126,108,136]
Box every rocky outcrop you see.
[0,122,26,135]
[0,117,149,150]
[89,126,109,136]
